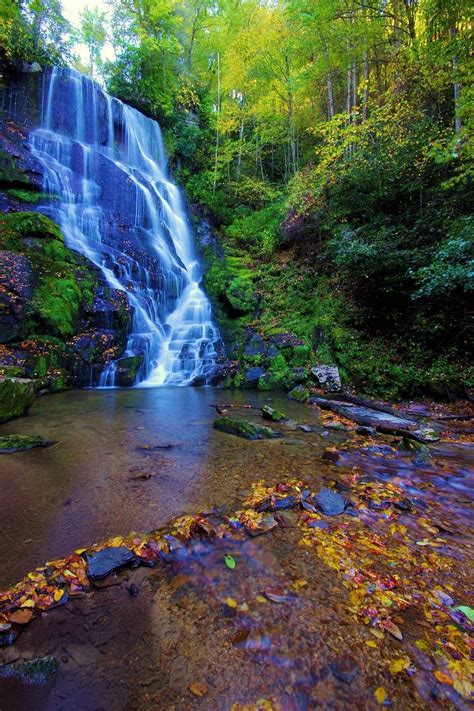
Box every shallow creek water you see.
[0,388,472,710]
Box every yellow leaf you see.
[74,548,86,555]
[415,639,429,652]
[434,671,452,686]
[225,597,237,608]
[389,657,411,675]
[366,640,377,648]
[374,687,387,704]
[54,589,64,602]
[256,595,267,603]
[189,682,208,697]
[20,599,35,608]
[370,629,384,639]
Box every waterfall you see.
[28,67,221,387]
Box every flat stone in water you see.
[0,435,54,454]
[213,416,281,440]
[85,547,136,579]
[314,488,345,516]
[261,405,287,422]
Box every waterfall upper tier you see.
[25,67,222,387]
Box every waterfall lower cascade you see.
[29,67,222,387]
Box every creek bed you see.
[0,388,472,710]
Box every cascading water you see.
[27,66,222,387]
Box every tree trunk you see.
[362,50,369,122]
[346,62,352,116]
[346,38,352,118]
[285,55,296,175]
[451,27,462,134]
[236,115,244,181]
[352,57,358,122]
[212,52,220,194]
[327,71,335,119]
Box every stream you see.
[0,388,472,710]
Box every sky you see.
[61,0,115,65]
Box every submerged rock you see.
[0,434,53,453]
[310,365,342,392]
[0,655,58,685]
[213,416,281,440]
[313,488,346,516]
[85,546,136,579]
[287,385,310,403]
[0,378,36,423]
[261,405,287,422]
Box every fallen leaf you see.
[226,597,237,608]
[8,609,33,624]
[224,554,236,570]
[389,657,411,674]
[453,605,474,622]
[365,640,377,648]
[434,671,453,685]
[189,682,208,697]
[374,686,387,704]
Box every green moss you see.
[7,189,57,204]
[0,434,52,453]
[0,212,96,338]
[287,385,310,403]
[213,416,282,440]
[0,378,36,423]
[261,405,287,422]
[0,149,31,187]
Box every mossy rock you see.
[261,405,287,422]
[0,212,96,339]
[286,367,309,388]
[213,416,282,440]
[114,354,144,387]
[0,434,54,453]
[258,372,286,391]
[0,378,36,423]
[225,275,255,314]
[0,149,32,188]
[287,385,310,403]
[6,189,57,204]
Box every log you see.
[309,397,439,443]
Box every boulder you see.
[0,378,36,423]
[213,416,282,440]
[244,334,266,357]
[286,367,309,388]
[310,365,342,392]
[313,488,346,516]
[114,354,144,387]
[242,367,266,389]
[268,332,304,350]
[287,385,310,403]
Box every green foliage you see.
[413,218,474,298]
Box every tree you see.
[80,5,107,78]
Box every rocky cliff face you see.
[0,67,135,421]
